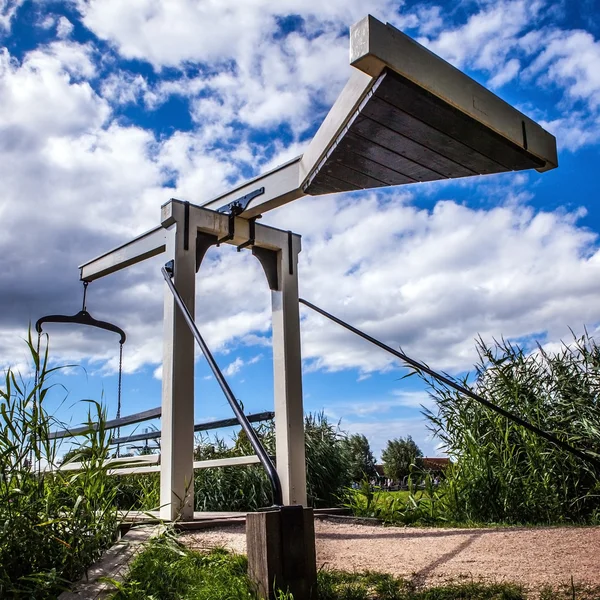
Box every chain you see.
[81,281,89,312]
[116,342,123,457]
[32,330,42,476]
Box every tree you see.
[343,433,376,482]
[381,435,423,482]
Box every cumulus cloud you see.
[266,189,600,375]
[70,0,439,142]
[74,0,400,68]
[56,16,74,39]
[524,29,600,149]
[0,0,23,31]
[526,29,600,110]
[2,0,600,403]
[222,354,261,377]
[422,0,544,74]
[418,0,600,151]
[0,40,243,372]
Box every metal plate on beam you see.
[303,68,547,195]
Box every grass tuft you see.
[110,536,255,600]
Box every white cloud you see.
[321,390,435,423]
[101,71,149,106]
[526,29,600,110]
[74,0,400,68]
[0,0,23,31]
[71,0,411,140]
[56,16,74,39]
[222,354,263,377]
[343,417,438,460]
[539,112,600,151]
[422,0,543,72]
[265,189,600,375]
[39,14,56,30]
[391,390,435,410]
[0,42,105,137]
[0,41,244,373]
[223,357,244,377]
[489,58,521,88]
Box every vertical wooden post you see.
[247,506,317,600]
[271,232,307,506]
[159,200,196,521]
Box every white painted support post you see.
[159,200,197,521]
[271,233,307,506]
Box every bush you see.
[305,412,351,507]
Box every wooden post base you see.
[247,506,317,600]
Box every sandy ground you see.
[180,518,600,592]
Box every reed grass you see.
[0,331,120,598]
[423,333,600,524]
[117,412,351,513]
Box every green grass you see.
[109,536,256,600]
[110,537,600,600]
[343,478,450,526]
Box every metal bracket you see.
[164,260,174,277]
[216,187,265,216]
[215,187,265,247]
[237,216,260,252]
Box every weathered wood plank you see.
[306,171,359,194]
[332,140,416,185]
[247,507,317,600]
[352,115,474,179]
[342,131,441,182]
[304,181,340,195]
[376,70,545,171]
[58,525,161,599]
[362,95,508,175]
[321,161,389,190]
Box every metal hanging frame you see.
[35,281,127,449]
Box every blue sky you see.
[1,0,600,460]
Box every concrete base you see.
[247,506,317,600]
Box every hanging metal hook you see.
[82,281,89,312]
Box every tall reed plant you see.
[423,333,600,524]
[191,412,350,511]
[0,331,120,598]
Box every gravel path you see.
[180,518,600,592]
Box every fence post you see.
[269,232,307,506]
[247,506,317,599]
[159,200,196,521]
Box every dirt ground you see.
[180,518,600,592]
